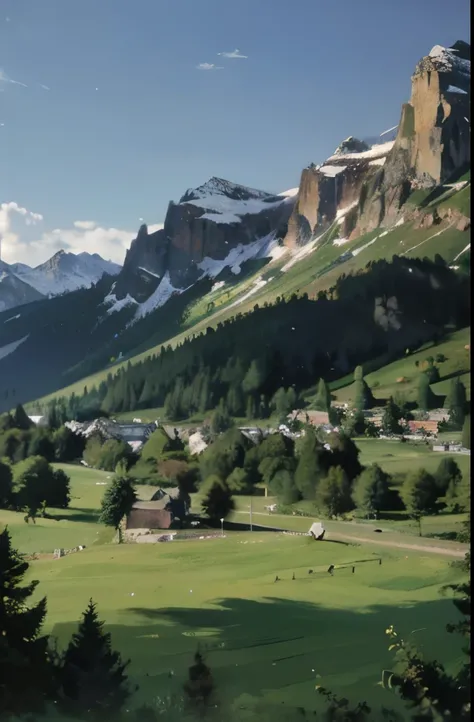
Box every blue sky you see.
[0,0,471,265]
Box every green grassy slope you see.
[30,533,465,715]
[32,201,471,409]
[330,327,471,406]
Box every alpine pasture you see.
[11,462,467,715]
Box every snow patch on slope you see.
[0,335,29,361]
[197,233,276,278]
[326,140,395,163]
[133,272,181,321]
[103,293,138,315]
[188,195,286,224]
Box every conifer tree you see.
[462,415,470,449]
[353,366,374,411]
[0,528,53,717]
[99,473,137,533]
[417,372,437,411]
[0,458,13,507]
[183,649,214,712]
[60,598,131,720]
[12,403,33,431]
[314,378,331,412]
[445,377,467,428]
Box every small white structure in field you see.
[54,548,65,559]
[309,522,325,540]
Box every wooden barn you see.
[126,488,187,531]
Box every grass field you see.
[0,459,466,716]
[331,327,471,405]
[354,438,471,478]
[29,532,467,716]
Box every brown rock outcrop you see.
[357,41,470,233]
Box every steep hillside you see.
[0,262,45,312]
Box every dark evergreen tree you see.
[0,528,53,717]
[353,366,374,411]
[60,599,131,720]
[12,403,33,430]
[294,427,328,499]
[445,377,467,428]
[315,466,353,517]
[434,457,462,497]
[417,372,437,411]
[314,378,331,412]
[381,397,403,434]
[352,464,391,517]
[0,459,13,508]
[99,474,137,532]
[201,476,234,522]
[183,650,214,713]
[401,468,440,534]
[462,414,470,449]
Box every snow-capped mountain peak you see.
[10,250,121,298]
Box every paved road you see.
[233,511,468,559]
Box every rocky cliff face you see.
[357,41,470,233]
[285,139,394,247]
[113,178,294,301]
[285,41,470,245]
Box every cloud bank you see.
[0,202,161,266]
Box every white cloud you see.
[148,223,164,233]
[196,63,224,71]
[74,220,97,230]
[217,49,248,59]
[0,202,148,266]
[0,68,27,88]
[39,83,51,91]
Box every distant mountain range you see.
[0,251,121,312]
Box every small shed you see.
[309,522,325,540]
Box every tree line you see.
[37,255,469,424]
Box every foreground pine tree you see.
[183,649,215,714]
[0,527,53,717]
[99,472,137,534]
[60,598,131,719]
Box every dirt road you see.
[233,511,468,558]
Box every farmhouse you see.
[290,410,330,427]
[407,420,439,435]
[126,488,187,530]
[65,418,158,449]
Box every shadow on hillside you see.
[50,595,464,717]
[48,507,99,524]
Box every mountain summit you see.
[109,176,293,311]
[12,251,121,298]
[0,251,121,311]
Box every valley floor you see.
[0,462,466,718]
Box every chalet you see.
[290,410,330,427]
[126,488,187,530]
[65,418,157,449]
[408,420,439,435]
